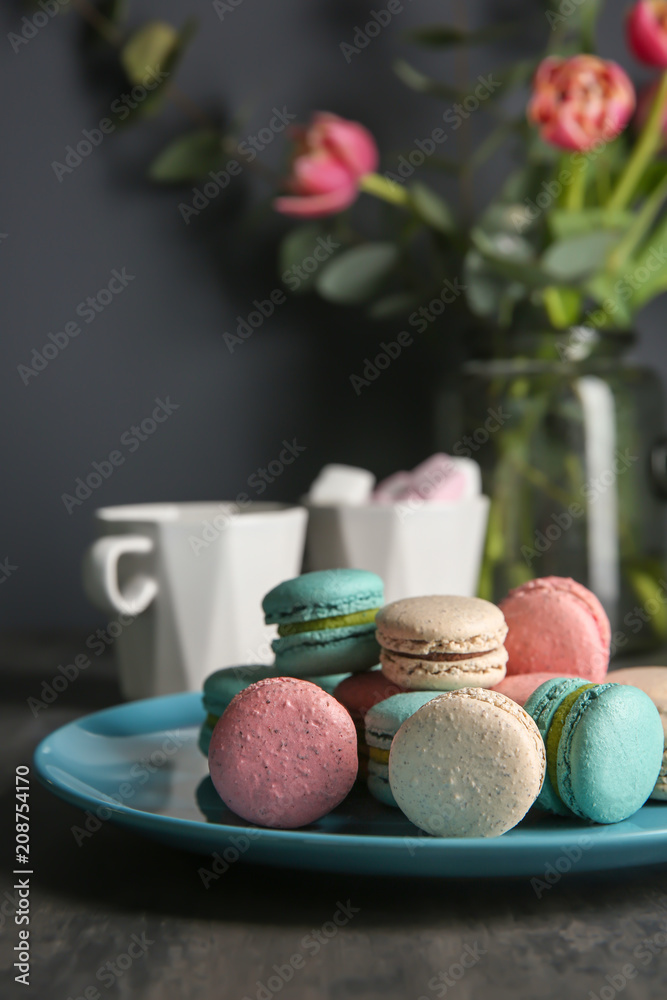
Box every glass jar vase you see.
[437,327,667,653]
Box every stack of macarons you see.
[198,567,665,837]
[262,568,383,676]
[376,594,509,691]
[198,568,384,757]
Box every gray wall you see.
[2,0,666,630]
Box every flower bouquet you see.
[269,2,667,647]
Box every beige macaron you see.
[609,666,667,800]
[388,688,546,837]
[377,595,508,690]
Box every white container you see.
[305,498,490,603]
[82,502,307,699]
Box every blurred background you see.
[2,0,667,634]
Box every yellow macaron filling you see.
[545,683,596,799]
[277,607,379,636]
[369,746,390,764]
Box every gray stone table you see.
[1,633,667,1000]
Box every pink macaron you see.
[492,671,569,707]
[333,670,406,726]
[500,577,610,682]
[208,677,358,828]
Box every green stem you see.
[358,172,410,206]
[564,152,587,210]
[609,171,667,271]
[607,71,667,212]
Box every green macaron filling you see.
[277,607,379,637]
[545,683,596,800]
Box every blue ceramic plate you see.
[34,692,667,877]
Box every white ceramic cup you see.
[82,502,307,699]
[305,498,490,603]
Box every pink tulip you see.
[527,55,635,151]
[627,1,667,68]
[274,112,379,218]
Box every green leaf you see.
[541,230,621,282]
[410,182,456,235]
[464,250,527,318]
[149,129,223,182]
[548,209,634,240]
[315,243,399,305]
[121,18,197,121]
[626,226,667,311]
[478,203,533,236]
[584,273,634,328]
[471,228,549,287]
[367,292,421,320]
[406,23,515,47]
[393,59,460,99]
[634,161,667,199]
[543,287,582,328]
[121,21,179,85]
[279,225,338,295]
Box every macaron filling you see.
[545,682,596,801]
[278,607,379,636]
[381,648,493,662]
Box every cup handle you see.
[82,535,158,616]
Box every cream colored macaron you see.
[388,688,545,837]
[376,595,508,690]
[609,666,667,799]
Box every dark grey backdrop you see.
[2,0,667,630]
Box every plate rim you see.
[33,691,667,858]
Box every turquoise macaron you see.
[365,692,445,807]
[262,569,383,677]
[198,665,349,755]
[524,676,664,824]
